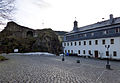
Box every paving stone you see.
[0,55,119,83]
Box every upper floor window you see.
[71,42,73,46]
[95,40,98,45]
[110,39,114,44]
[74,42,77,46]
[84,34,87,37]
[91,33,94,36]
[64,42,66,46]
[67,42,69,46]
[79,41,81,45]
[89,41,92,45]
[104,30,108,34]
[84,41,86,45]
[78,34,82,37]
[102,39,105,45]
[104,31,107,34]
[115,28,120,33]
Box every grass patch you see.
[0,56,8,61]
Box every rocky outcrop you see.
[0,21,62,55]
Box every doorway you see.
[94,50,99,58]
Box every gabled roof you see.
[66,16,120,35]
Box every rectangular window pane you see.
[88,50,91,54]
[67,42,69,46]
[111,39,114,44]
[95,40,98,45]
[65,50,67,53]
[83,50,85,54]
[71,50,73,54]
[64,42,66,46]
[102,40,105,45]
[79,41,81,45]
[106,51,109,56]
[89,41,91,45]
[115,28,119,33]
[68,50,70,53]
[113,51,117,56]
[75,42,77,46]
[84,41,86,45]
[78,50,80,54]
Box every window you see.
[64,42,66,46]
[89,41,91,45]
[78,50,80,54]
[104,30,108,34]
[65,50,67,53]
[71,42,73,46]
[84,34,87,37]
[113,51,117,56]
[115,28,120,33]
[102,39,105,45]
[74,42,77,46]
[79,41,81,45]
[88,50,91,55]
[106,51,109,56]
[91,33,94,36]
[68,50,70,53]
[95,40,98,45]
[104,30,107,34]
[110,39,114,44]
[67,42,69,46]
[71,50,73,54]
[84,41,86,45]
[83,50,85,54]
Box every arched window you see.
[27,31,33,37]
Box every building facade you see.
[63,14,120,60]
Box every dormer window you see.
[84,34,87,37]
[115,28,120,33]
[91,33,94,36]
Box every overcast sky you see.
[2,0,120,31]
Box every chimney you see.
[109,14,114,24]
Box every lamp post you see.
[105,45,111,69]
[62,47,65,61]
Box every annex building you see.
[63,14,120,60]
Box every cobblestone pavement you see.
[0,55,120,83]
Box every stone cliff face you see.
[0,21,62,55]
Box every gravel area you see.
[0,55,120,83]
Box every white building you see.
[63,14,120,60]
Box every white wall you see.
[63,37,120,59]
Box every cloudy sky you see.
[2,0,120,31]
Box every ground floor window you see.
[78,50,80,54]
[106,51,109,56]
[113,51,117,56]
[88,50,91,55]
[65,50,67,53]
[83,50,85,54]
[71,50,73,54]
[68,50,70,53]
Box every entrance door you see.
[94,50,99,58]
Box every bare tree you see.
[0,0,15,25]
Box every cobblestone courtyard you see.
[0,55,120,83]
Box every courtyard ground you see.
[0,54,120,83]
